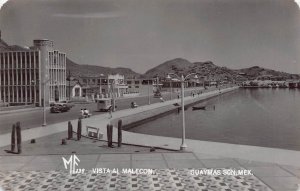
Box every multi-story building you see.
[125,78,158,96]
[78,74,128,100]
[0,35,66,106]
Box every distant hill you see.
[66,58,141,79]
[144,58,240,81]
[236,66,300,80]
[143,58,300,81]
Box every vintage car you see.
[96,98,112,112]
[50,103,71,113]
[153,91,162,98]
[0,100,9,107]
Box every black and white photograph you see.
[0,0,300,190]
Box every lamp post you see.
[32,77,49,127]
[169,79,173,100]
[166,73,198,151]
[109,78,116,112]
[148,79,151,105]
[99,73,104,98]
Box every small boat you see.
[192,106,206,110]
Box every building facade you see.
[0,39,66,106]
[125,78,159,96]
[77,74,128,100]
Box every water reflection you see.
[129,89,300,151]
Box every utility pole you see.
[68,70,71,100]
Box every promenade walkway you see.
[0,152,276,191]
[0,86,299,190]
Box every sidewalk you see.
[0,106,43,115]
[1,152,299,191]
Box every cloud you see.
[295,0,300,9]
[0,0,8,10]
[52,12,120,19]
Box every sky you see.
[0,0,300,74]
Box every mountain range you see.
[1,36,298,81]
[67,57,300,81]
[66,58,141,79]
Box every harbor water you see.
[129,88,300,151]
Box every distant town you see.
[0,36,299,108]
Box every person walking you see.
[108,105,112,118]
[80,109,84,118]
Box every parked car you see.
[59,100,75,108]
[50,103,71,113]
[153,91,162,98]
[0,100,9,107]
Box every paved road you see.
[0,87,214,134]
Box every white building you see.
[0,37,66,106]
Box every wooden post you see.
[16,122,21,154]
[77,118,82,141]
[108,124,113,147]
[68,121,73,139]
[117,120,122,147]
[106,124,111,147]
[11,124,16,152]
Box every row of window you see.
[0,86,39,103]
[128,86,139,88]
[0,70,39,86]
[0,52,40,69]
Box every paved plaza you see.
[0,169,271,191]
[0,152,300,190]
[0,153,276,191]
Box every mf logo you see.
[62,154,85,174]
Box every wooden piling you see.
[118,120,122,147]
[11,124,16,152]
[77,118,82,141]
[16,122,21,154]
[68,121,73,139]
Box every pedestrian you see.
[108,105,112,118]
[80,109,84,117]
[177,94,180,99]
[85,108,90,117]
[83,108,89,117]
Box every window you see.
[127,81,132,84]
[135,86,139,88]
[135,81,139,84]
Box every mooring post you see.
[109,124,113,147]
[77,118,82,141]
[11,124,16,152]
[16,122,21,154]
[117,120,122,147]
[68,121,73,139]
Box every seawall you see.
[111,86,239,130]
